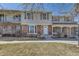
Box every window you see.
[52,16,59,21]
[40,13,49,20]
[64,17,70,22]
[13,15,21,21]
[24,12,26,19]
[0,14,4,22]
[40,13,42,20]
[27,13,31,19]
[60,17,64,21]
[43,13,47,19]
[29,25,35,33]
[15,25,20,32]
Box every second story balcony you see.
[21,19,52,25]
[52,15,77,24]
[0,15,21,23]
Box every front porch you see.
[52,24,78,38]
[21,25,78,38]
[0,24,78,38]
[0,22,21,36]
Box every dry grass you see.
[0,42,79,56]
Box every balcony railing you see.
[52,21,77,24]
[4,19,21,23]
[22,19,52,25]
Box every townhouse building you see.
[0,9,78,37]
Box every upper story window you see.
[25,12,33,20]
[40,13,49,20]
[13,15,21,21]
[27,13,31,19]
[47,13,49,19]
[40,13,42,20]
[52,16,59,21]
[64,17,71,22]
[0,14,4,22]
[43,13,47,20]
[59,17,64,22]
[24,12,26,19]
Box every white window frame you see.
[28,25,36,34]
[42,13,47,20]
[43,25,48,35]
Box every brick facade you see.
[37,25,43,35]
[21,25,28,33]
[48,25,52,35]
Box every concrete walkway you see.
[0,37,78,45]
[0,40,78,45]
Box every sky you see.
[0,3,74,16]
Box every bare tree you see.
[21,3,45,12]
[72,4,79,46]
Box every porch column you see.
[69,27,71,37]
[60,27,63,33]
[67,27,69,37]
[52,26,53,36]
[2,12,6,34]
[60,27,63,37]
[3,12,6,22]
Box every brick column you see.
[37,25,43,35]
[21,25,28,33]
[48,25,52,35]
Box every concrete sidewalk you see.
[0,37,78,45]
[0,40,78,45]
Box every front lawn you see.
[0,42,79,56]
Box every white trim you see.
[43,25,48,35]
[28,25,36,34]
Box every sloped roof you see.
[0,9,23,12]
[0,9,52,14]
[23,3,52,13]
[25,9,52,13]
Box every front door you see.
[43,26,48,35]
